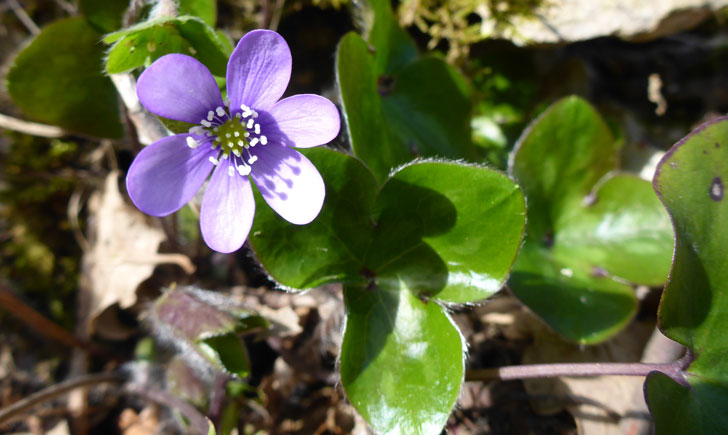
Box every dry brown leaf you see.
[80,171,194,338]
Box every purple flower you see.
[126,30,340,253]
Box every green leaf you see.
[508,96,673,343]
[179,0,217,27]
[367,0,417,75]
[251,152,525,304]
[105,16,228,76]
[509,245,637,344]
[382,57,474,161]
[249,148,377,289]
[336,33,474,182]
[340,283,463,434]
[645,117,728,431]
[336,32,412,182]
[199,332,250,378]
[369,161,525,303]
[79,0,129,33]
[510,96,619,240]
[7,18,123,138]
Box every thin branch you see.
[0,282,90,351]
[0,373,122,426]
[466,351,693,386]
[0,113,66,138]
[109,73,168,146]
[5,0,40,35]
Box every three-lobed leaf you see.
[509,96,672,344]
[645,117,728,433]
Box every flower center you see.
[186,104,269,177]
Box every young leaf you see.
[509,96,672,344]
[646,116,728,433]
[340,283,463,434]
[104,16,228,75]
[7,18,123,138]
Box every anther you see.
[228,166,235,176]
[260,135,268,145]
[225,133,231,138]
[250,138,259,147]
[246,119,254,129]
[252,110,258,118]
[185,136,199,149]
[207,111,214,122]
[248,155,258,164]
[216,107,225,117]
[209,156,219,165]
[237,140,245,146]
[233,149,241,157]
[234,131,240,137]
[201,120,212,128]
[254,123,260,134]
[237,165,251,176]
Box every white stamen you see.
[213,127,219,132]
[207,111,214,121]
[244,132,250,137]
[248,155,258,164]
[252,110,258,118]
[201,120,212,128]
[250,138,259,147]
[235,112,241,118]
[222,153,229,159]
[209,156,219,165]
[237,165,251,176]
[228,166,235,176]
[216,106,225,117]
[206,131,214,137]
[189,126,203,135]
[185,136,199,149]
[260,135,267,145]
[228,142,234,148]
[234,131,240,137]
[241,104,250,112]
[238,140,245,146]
[233,149,241,157]
[225,133,231,138]
[224,97,230,107]
[246,119,254,129]
[254,123,260,134]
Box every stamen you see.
[254,123,260,134]
[228,166,235,176]
[250,138,259,147]
[237,164,251,176]
[189,126,203,135]
[216,107,225,117]
[207,111,214,122]
[248,155,258,164]
[233,149,241,157]
[209,156,219,165]
[252,110,259,118]
[244,132,250,137]
[237,140,245,146]
[185,136,199,149]
[260,135,268,145]
[201,120,212,128]
[225,133,231,138]
[246,119,254,129]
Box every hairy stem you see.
[466,351,693,386]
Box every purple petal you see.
[265,95,340,148]
[227,30,291,112]
[126,134,216,216]
[137,54,224,124]
[200,161,255,253]
[250,145,325,225]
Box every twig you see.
[466,351,692,387]
[0,373,122,426]
[125,383,210,434]
[5,0,40,35]
[0,113,66,138]
[0,282,91,351]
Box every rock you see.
[488,0,728,45]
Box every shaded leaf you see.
[367,0,417,74]
[79,0,129,33]
[7,18,123,138]
[340,283,462,434]
[645,116,728,432]
[179,0,217,27]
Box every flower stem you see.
[466,351,693,386]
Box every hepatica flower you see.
[126,30,340,253]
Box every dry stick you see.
[466,350,693,386]
[5,0,40,35]
[0,113,66,137]
[0,282,90,351]
[0,373,122,427]
[109,74,168,146]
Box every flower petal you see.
[227,30,291,112]
[127,134,215,216]
[200,160,255,253]
[137,54,224,124]
[265,95,340,148]
[250,145,325,225]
